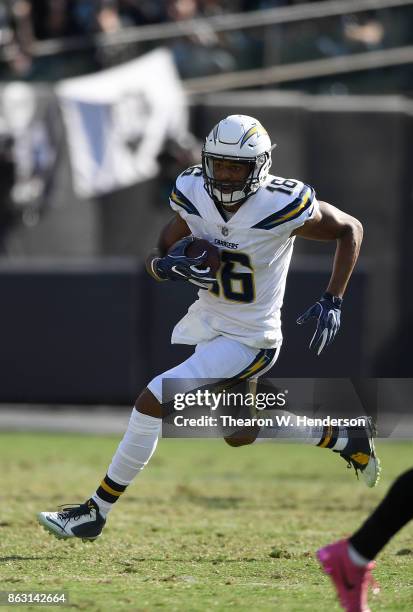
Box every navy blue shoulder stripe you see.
[252,185,315,230]
[170,185,201,217]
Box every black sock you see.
[350,469,413,560]
[95,474,127,504]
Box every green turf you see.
[1,433,413,611]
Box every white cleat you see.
[37,499,106,542]
[336,416,381,488]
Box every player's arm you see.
[292,201,363,298]
[145,214,215,287]
[158,213,192,257]
[145,213,190,276]
[145,214,191,281]
[291,201,363,355]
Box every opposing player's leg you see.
[37,337,276,541]
[317,469,413,611]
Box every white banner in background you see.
[56,49,188,198]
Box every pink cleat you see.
[317,539,380,612]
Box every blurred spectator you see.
[166,0,199,22]
[31,0,70,40]
[0,1,34,78]
[198,0,229,17]
[165,0,238,77]
[31,0,103,39]
[97,2,122,34]
[0,82,58,245]
[118,1,168,27]
[344,15,385,50]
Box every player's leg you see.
[349,468,413,560]
[224,372,353,448]
[224,380,380,487]
[256,416,380,488]
[37,337,270,541]
[224,404,352,449]
[88,340,280,520]
[36,388,162,541]
[89,388,163,517]
[317,469,413,611]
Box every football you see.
[186,238,221,274]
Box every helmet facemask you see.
[202,151,272,207]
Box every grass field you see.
[1,433,413,611]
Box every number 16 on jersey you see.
[210,251,255,303]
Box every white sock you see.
[92,409,161,517]
[253,410,323,444]
[253,412,348,449]
[348,542,371,567]
[92,495,114,518]
[331,427,348,451]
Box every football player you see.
[38,115,380,541]
[317,468,413,611]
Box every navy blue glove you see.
[154,236,216,288]
[296,292,342,355]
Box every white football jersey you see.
[169,165,319,349]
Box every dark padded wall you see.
[0,260,146,404]
[276,263,366,376]
[308,107,409,371]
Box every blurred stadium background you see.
[0,0,412,409]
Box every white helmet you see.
[202,114,275,206]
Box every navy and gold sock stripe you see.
[96,475,127,504]
[317,425,339,449]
